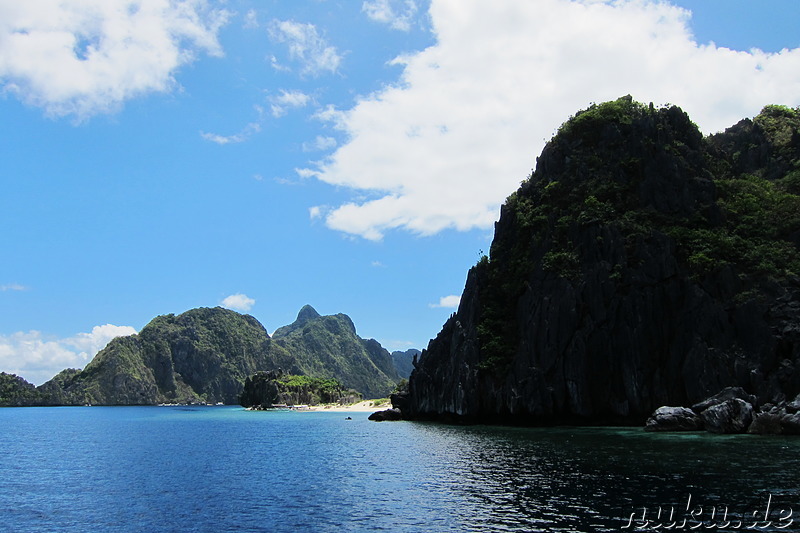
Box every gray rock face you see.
[699,398,754,434]
[645,406,703,432]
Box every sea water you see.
[0,406,797,532]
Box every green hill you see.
[22,305,401,406]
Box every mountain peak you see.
[296,304,321,323]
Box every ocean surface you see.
[0,406,797,532]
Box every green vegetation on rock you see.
[0,373,42,406]
[239,369,361,407]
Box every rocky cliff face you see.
[399,98,800,424]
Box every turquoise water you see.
[0,406,797,532]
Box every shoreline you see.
[302,400,390,412]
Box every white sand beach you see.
[303,400,391,412]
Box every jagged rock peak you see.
[296,304,321,323]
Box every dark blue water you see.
[1,407,798,532]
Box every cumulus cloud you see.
[269,89,312,117]
[0,0,229,119]
[221,293,256,312]
[268,19,342,76]
[362,0,419,31]
[305,0,800,240]
[0,324,137,385]
[429,295,461,309]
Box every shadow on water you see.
[402,423,800,531]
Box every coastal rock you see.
[699,398,754,434]
[368,408,402,422]
[644,406,703,432]
[748,394,800,434]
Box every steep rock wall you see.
[401,99,800,424]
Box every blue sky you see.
[1,0,799,385]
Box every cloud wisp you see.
[0,0,229,119]
[0,325,137,386]
[269,89,312,118]
[200,122,262,145]
[268,20,342,76]
[306,0,800,241]
[0,284,27,292]
[362,0,419,32]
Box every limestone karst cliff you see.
[396,98,800,425]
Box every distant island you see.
[1,305,412,407]
[394,97,800,434]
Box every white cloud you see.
[362,0,419,32]
[0,324,137,385]
[0,283,27,291]
[268,19,342,76]
[221,293,256,312]
[200,122,261,145]
[269,89,312,117]
[0,0,229,119]
[308,0,800,240]
[429,295,461,309]
[302,135,337,152]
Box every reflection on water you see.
[0,407,797,532]
[409,424,799,532]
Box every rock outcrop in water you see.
[18,305,402,406]
[646,386,800,434]
[397,98,800,425]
